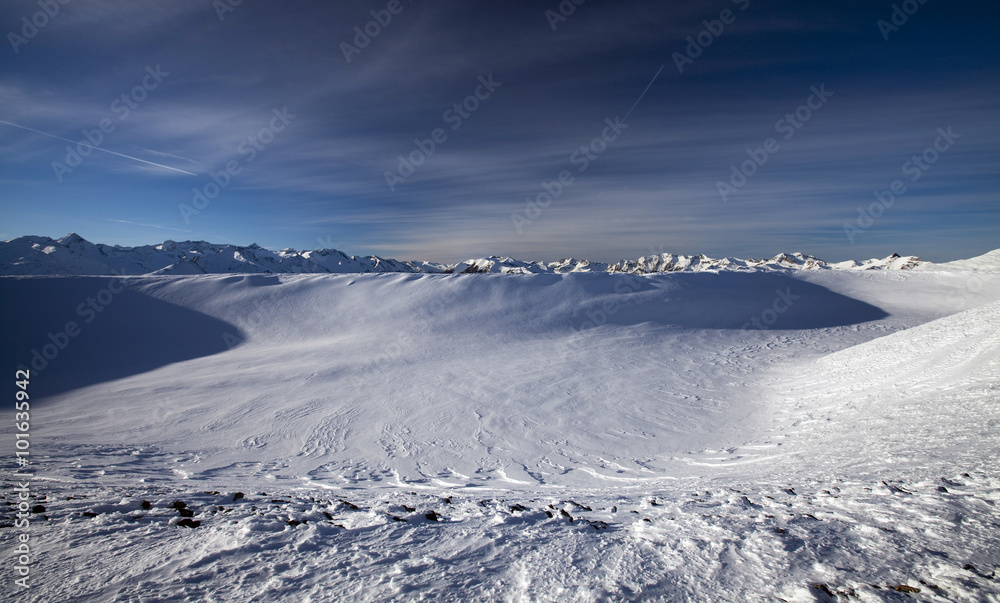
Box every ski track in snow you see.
[1,268,999,601]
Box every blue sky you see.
[1,0,997,263]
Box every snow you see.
[918,249,1000,272]
[1,249,999,601]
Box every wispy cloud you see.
[0,121,198,176]
[0,0,997,262]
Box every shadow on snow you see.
[0,277,244,399]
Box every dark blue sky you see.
[1,0,997,262]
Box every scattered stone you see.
[233,492,245,501]
[177,518,201,528]
[509,504,528,513]
[425,511,441,522]
[882,481,913,495]
[178,508,194,518]
[82,512,98,518]
[403,505,416,512]
[893,584,920,593]
[390,515,406,522]
[172,501,188,510]
[141,500,152,510]
[30,505,45,513]
[810,584,836,597]
[963,564,995,578]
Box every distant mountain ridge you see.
[0,232,988,276]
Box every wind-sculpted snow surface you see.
[1,267,999,601]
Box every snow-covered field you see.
[2,258,999,601]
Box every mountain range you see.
[2,232,994,276]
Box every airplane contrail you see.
[0,120,198,176]
[623,64,665,123]
[104,219,193,233]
